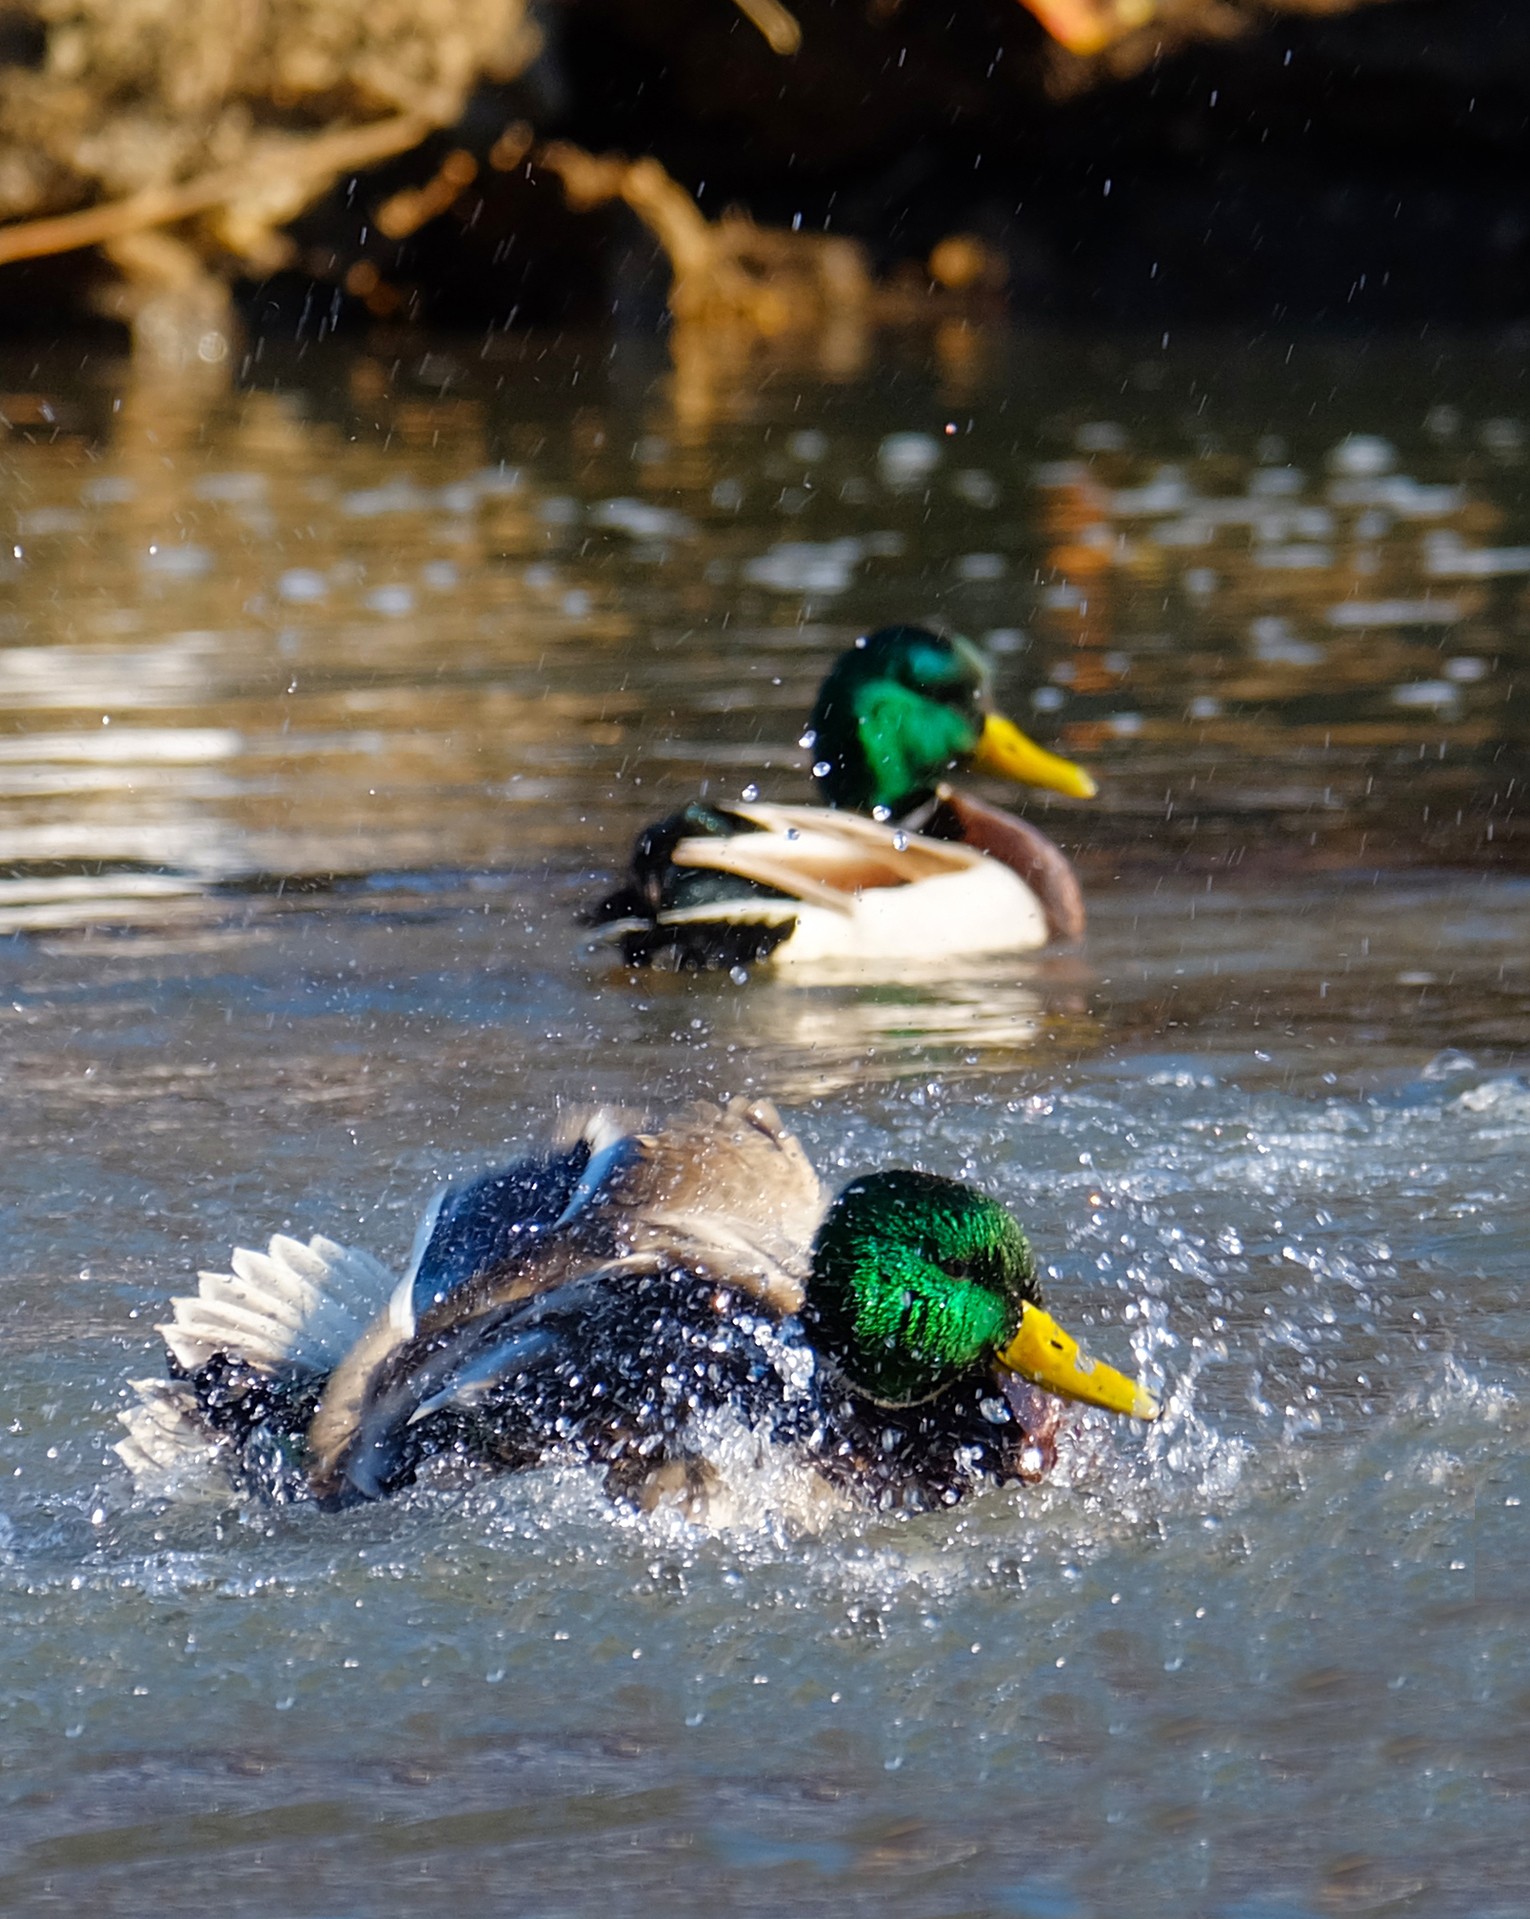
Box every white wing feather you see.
[157,1233,395,1374]
[118,1231,396,1492]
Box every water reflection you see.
[0,329,1526,936]
[623,962,1075,1098]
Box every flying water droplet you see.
[741,782,759,802]
[812,760,832,780]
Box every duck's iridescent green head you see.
[806,1169,1157,1419]
[804,626,1097,817]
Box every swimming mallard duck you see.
[118,1099,1157,1513]
[586,626,1097,970]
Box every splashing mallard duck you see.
[586,626,1097,971]
[119,1100,1157,1514]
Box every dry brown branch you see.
[488,123,536,172]
[375,148,479,241]
[0,112,433,268]
[1018,0,1154,55]
[0,0,538,345]
[539,141,869,334]
[730,0,804,56]
[1019,0,1400,64]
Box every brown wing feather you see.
[670,838,856,912]
[671,805,982,909]
[584,1097,825,1309]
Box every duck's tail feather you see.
[157,1233,395,1376]
[116,1232,396,1493]
[114,1377,224,1488]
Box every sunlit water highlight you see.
[0,331,1526,1915]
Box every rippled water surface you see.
[1,329,1527,1916]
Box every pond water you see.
[0,325,1527,1916]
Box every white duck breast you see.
[659,803,1049,961]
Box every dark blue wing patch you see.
[406,1138,594,1316]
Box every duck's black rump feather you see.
[584,802,797,971]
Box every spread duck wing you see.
[308,1099,826,1502]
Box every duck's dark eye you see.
[937,1253,997,1288]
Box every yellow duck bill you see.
[972,712,1098,800]
[997,1301,1160,1420]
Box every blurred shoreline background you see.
[0,0,1526,361]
